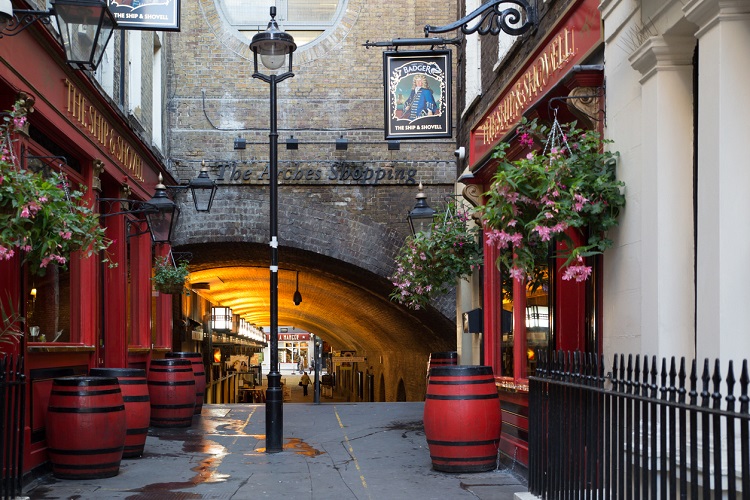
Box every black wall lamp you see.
[407,182,437,237]
[0,0,118,71]
[172,161,219,214]
[234,136,246,150]
[286,136,298,150]
[99,166,218,244]
[336,136,348,151]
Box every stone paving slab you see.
[23,402,528,500]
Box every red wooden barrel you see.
[166,352,206,415]
[147,358,196,428]
[423,365,501,472]
[429,351,458,369]
[46,376,126,479]
[90,368,150,458]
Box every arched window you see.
[217,0,346,47]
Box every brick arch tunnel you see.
[174,240,456,401]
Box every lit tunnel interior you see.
[176,242,456,399]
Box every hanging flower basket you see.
[390,199,483,310]
[478,117,626,284]
[152,254,189,294]
[0,98,112,275]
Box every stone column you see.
[684,0,750,362]
[629,35,696,361]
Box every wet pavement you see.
[22,377,529,500]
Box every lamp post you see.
[250,6,296,454]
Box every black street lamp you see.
[0,0,117,71]
[98,168,218,244]
[250,6,296,454]
[407,183,437,237]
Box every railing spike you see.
[701,359,711,408]
[689,358,698,405]
[739,360,749,414]
[678,358,687,403]
[726,361,736,410]
[712,359,723,410]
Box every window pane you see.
[287,0,337,22]
[28,264,70,343]
[500,272,513,377]
[525,267,549,377]
[221,0,270,25]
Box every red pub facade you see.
[460,0,605,468]
[0,18,174,472]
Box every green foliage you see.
[152,256,189,294]
[390,199,483,310]
[0,99,112,276]
[478,118,626,283]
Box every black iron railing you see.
[0,354,25,500]
[529,351,750,498]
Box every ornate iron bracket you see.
[424,0,536,38]
[0,9,53,38]
[98,198,159,219]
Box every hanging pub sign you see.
[107,0,181,31]
[383,50,451,140]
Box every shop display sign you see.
[470,0,602,167]
[107,0,181,31]
[383,50,452,140]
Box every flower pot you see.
[157,283,184,294]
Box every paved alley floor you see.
[23,399,528,500]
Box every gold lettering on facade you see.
[477,28,577,146]
[63,79,145,182]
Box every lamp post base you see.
[265,371,283,453]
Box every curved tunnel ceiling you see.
[178,242,455,356]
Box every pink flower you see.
[0,246,14,260]
[486,228,520,249]
[59,231,72,240]
[573,194,589,212]
[533,225,553,241]
[526,152,534,160]
[509,266,526,281]
[519,132,534,148]
[20,207,30,218]
[562,257,593,282]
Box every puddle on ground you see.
[255,437,324,457]
[127,453,229,498]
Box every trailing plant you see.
[0,98,112,276]
[152,255,189,294]
[390,199,483,310]
[478,117,625,284]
